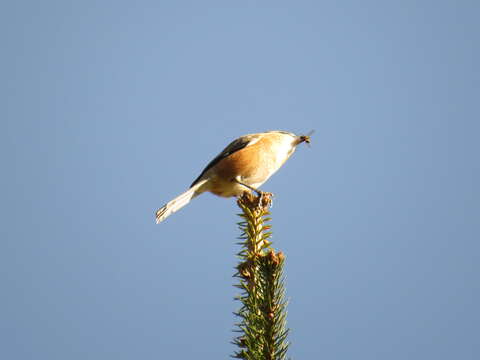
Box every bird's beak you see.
[296,130,314,145]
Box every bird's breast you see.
[214,134,295,185]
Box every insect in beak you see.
[298,130,314,146]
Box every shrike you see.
[156,130,310,223]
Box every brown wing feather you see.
[190,135,258,188]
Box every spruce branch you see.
[232,192,291,360]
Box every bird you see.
[155,130,311,223]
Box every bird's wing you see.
[190,134,260,187]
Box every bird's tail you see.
[155,180,207,224]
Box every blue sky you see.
[2,1,479,359]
